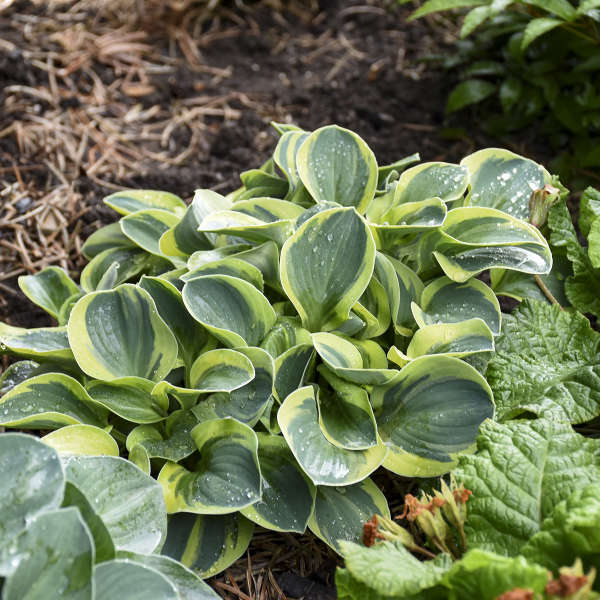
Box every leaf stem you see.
[533,274,563,309]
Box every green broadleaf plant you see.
[0,123,556,576]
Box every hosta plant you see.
[0,123,560,575]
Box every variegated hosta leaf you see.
[182,257,264,291]
[273,343,315,403]
[461,148,550,220]
[375,253,424,335]
[161,512,254,578]
[0,433,64,573]
[159,417,261,514]
[229,241,281,290]
[260,316,312,358]
[371,355,494,477]
[187,244,250,270]
[159,189,230,258]
[68,284,178,381]
[104,189,186,217]
[312,332,397,385]
[353,276,391,339]
[79,246,151,293]
[94,560,178,600]
[376,153,420,189]
[120,209,181,260]
[0,373,108,429]
[116,553,221,600]
[0,323,73,363]
[434,207,553,282]
[297,124,378,214]
[189,348,255,393]
[3,508,94,599]
[87,377,168,423]
[199,210,295,247]
[396,318,495,361]
[241,434,316,533]
[126,410,200,467]
[317,366,378,450]
[138,276,215,369]
[280,207,376,332]
[308,479,390,552]
[237,168,289,200]
[65,455,167,554]
[82,222,135,260]
[18,266,80,323]
[182,275,276,348]
[412,275,501,335]
[394,162,469,205]
[42,424,119,457]
[278,386,387,486]
[233,197,306,222]
[273,130,310,197]
[192,347,273,426]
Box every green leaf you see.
[521,17,563,50]
[65,455,167,554]
[395,162,469,205]
[18,266,80,323]
[0,360,44,395]
[117,553,220,600]
[297,125,378,213]
[280,207,376,331]
[260,316,312,357]
[434,207,552,282]
[446,80,496,113]
[273,343,315,403]
[104,189,186,216]
[158,417,261,514]
[0,373,108,429]
[409,0,483,20]
[499,77,523,112]
[278,385,387,486]
[461,148,549,220]
[238,168,289,200]
[0,323,73,363]
[0,433,64,572]
[412,276,501,334]
[68,284,178,381]
[182,275,276,347]
[524,0,576,20]
[453,418,600,557]
[371,355,494,477]
[461,6,492,37]
[487,300,600,423]
[308,479,390,552]
[161,512,254,578]
[443,549,549,600]
[42,424,119,457]
[93,560,178,600]
[87,376,169,423]
[241,433,316,533]
[120,209,181,260]
[189,348,254,393]
[588,218,600,269]
[3,508,94,600]
[182,257,264,291]
[340,540,452,597]
[273,130,310,195]
[579,186,600,237]
[81,222,135,260]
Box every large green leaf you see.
[68,284,178,381]
[434,207,552,282]
[42,424,119,457]
[161,512,254,578]
[0,373,108,429]
[278,386,387,486]
[0,360,45,395]
[394,162,469,205]
[120,209,181,259]
[158,417,261,514]
[487,300,600,423]
[412,276,501,334]
[81,222,135,259]
[18,266,80,323]
[280,207,376,331]
[0,433,64,573]
[0,323,73,363]
[3,508,94,600]
[189,348,254,393]
[453,418,600,557]
[371,355,494,477]
[461,148,550,220]
[241,434,316,533]
[182,257,264,291]
[308,479,390,552]
[104,189,186,216]
[93,560,178,600]
[296,124,378,213]
[182,275,276,347]
[65,455,167,554]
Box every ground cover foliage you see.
[1,121,599,598]
[403,0,600,185]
